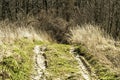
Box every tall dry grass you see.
[69,24,120,72]
[0,20,53,44]
[69,24,118,50]
[0,12,71,44]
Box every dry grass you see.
[70,24,115,49]
[0,20,53,44]
[69,24,120,73]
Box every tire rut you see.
[70,47,97,80]
[31,45,47,80]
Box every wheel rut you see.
[70,47,97,80]
[31,45,47,80]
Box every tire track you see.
[31,45,47,80]
[70,47,97,80]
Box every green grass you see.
[74,45,120,80]
[0,39,35,80]
[44,43,82,79]
[0,39,82,80]
[1,38,118,80]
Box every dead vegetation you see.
[0,20,53,44]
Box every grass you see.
[0,20,53,44]
[0,39,35,80]
[74,45,119,79]
[0,38,83,80]
[0,18,120,80]
[34,43,83,80]
[69,24,120,79]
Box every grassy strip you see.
[44,43,83,80]
[74,45,119,80]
